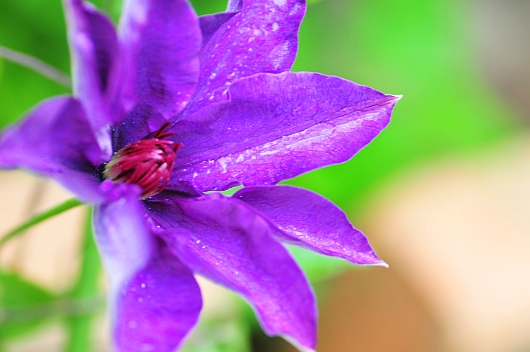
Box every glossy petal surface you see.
[148,194,317,350]
[115,241,201,352]
[0,97,101,202]
[236,185,385,265]
[198,12,237,48]
[170,72,399,192]
[94,177,202,352]
[93,182,154,298]
[64,0,120,156]
[181,0,306,118]
[119,0,201,119]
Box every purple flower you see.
[0,0,399,350]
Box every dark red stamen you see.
[104,123,182,198]
[152,121,174,140]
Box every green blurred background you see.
[0,0,527,351]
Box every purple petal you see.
[0,97,102,202]
[180,0,306,118]
[148,194,317,351]
[199,12,237,48]
[118,0,201,120]
[115,242,201,352]
[94,182,154,298]
[235,185,386,266]
[111,103,167,151]
[226,0,243,12]
[169,72,400,192]
[64,0,120,157]
[94,182,201,352]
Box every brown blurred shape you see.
[315,268,441,352]
[475,0,530,122]
[362,136,530,352]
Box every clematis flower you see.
[0,0,399,351]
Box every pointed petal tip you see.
[392,94,403,101]
[375,259,390,268]
[281,335,316,352]
[385,94,402,106]
[361,255,389,268]
[352,257,389,268]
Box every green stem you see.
[0,45,71,88]
[0,198,84,248]
[64,208,102,352]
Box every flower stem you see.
[0,198,83,248]
[64,207,102,352]
[0,45,71,88]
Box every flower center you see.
[103,122,182,198]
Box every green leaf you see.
[0,270,57,339]
[189,0,226,16]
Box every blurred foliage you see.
[290,0,518,211]
[0,0,523,350]
[0,199,83,247]
[181,314,251,352]
[0,270,56,340]
[64,209,102,352]
[0,0,70,128]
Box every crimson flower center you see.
[103,123,182,198]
